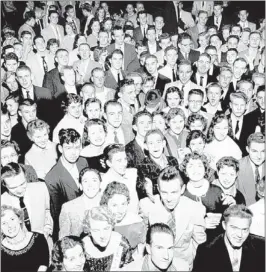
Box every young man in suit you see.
[193,204,265,272]
[140,166,206,270]
[178,33,200,65]
[1,162,53,244]
[205,45,220,79]
[25,35,50,87]
[41,10,64,44]
[103,100,134,146]
[104,49,126,90]
[135,1,153,25]
[64,5,80,34]
[43,48,69,98]
[45,128,88,241]
[191,52,217,89]
[107,25,140,73]
[11,99,37,159]
[192,1,214,17]
[237,9,256,32]
[187,10,208,49]
[158,45,178,82]
[231,58,248,91]
[237,133,265,207]
[241,86,265,152]
[145,25,161,55]
[206,1,228,31]
[73,43,101,85]
[16,65,54,128]
[33,4,46,36]
[144,54,171,96]
[163,60,203,106]
[133,10,149,43]
[126,111,152,168]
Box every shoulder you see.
[62,196,83,210]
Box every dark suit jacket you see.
[163,2,178,34]
[45,157,88,241]
[145,41,161,54]
[19,85,55,128]
[241,108,263,156]
[133,26,148,43]
[43,67,65,99]
[155,73,171,96]
[178,50,200,65]
[193,234,265,272]
[11,122,32,161]
[104,69,127,91]
[106,43,140,73]
[206,15,228,31]
[221,82,236,112]
[33,18,45,36]
[191,71,218,86]
[125,139,146,168]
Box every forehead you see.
[112,53,123,59]
[79,44,89,50]
[249,141,265,149]
[147,133,163,141]
[32,127,48,135]
[188,158,203,165]
[198,55,210,61]
[226,216,251,227]
[231,97,245,103]
[112,151,126,160]
[106,104,122,112]
[65,245,83,258]
[151,232,173,246]
[219,165,236,172]
[189,93,203,100]
[82,170,99,180]
[20,105,36,111]
[145,57,157,64]
[57,51,68,57]
[179,64,192,71]
[2,209,17,221]
[239,82,253,88]
[137,114,152,123]
[89,124,103,131]
[90,218,110,228]
[208,86,221,93]
[160,178,180,191]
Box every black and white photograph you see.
[0,1,265,271]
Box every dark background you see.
[1,1,265,30]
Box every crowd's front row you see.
[1,141,265,271]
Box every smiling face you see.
[16,69,33,89]
[49,12,59,24]
[120,84,136,105]
[218,165,237,189]
[19,105,37,124]
[169,115,185,135]
[134,115,152,138]
[146,133,165,159]
[145,57,158,75]
[178,64,193,84]
[230,97,246,118]
[213,119,229,141]
[188,94,203,113]
[247,142,265,166]
[88,124,106,146]
[81,170,101,198]
[186,158,205,182]
[148,232,174,270]
[155,16,164,30]
[1,146,19,167]
[86,102,101,120]
[63,244,86,272]
[67,102,82,119]
[31,128,49,149]
[107,151,127,176]
[1,114,12,138]
[159,179,184,211]
[34,37,46,52]
[90,218,112,248]
[223,217,250,248]
[113,29,124,46]
[233,61,247,80]
[107,193,128,223]
[189,137,205,154]
[110,52,123,70]
[6,74,18,92]
[99,31,109,46]
[92,21,100,34]
[1,210,22,239]
[152,115,166,133]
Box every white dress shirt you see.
[105,124,125,145]
[196,73,208,88]
[231,114,244,140]
[239,21,249,29]
[110,68,123,83]
[249,158,263,181]
[224,235,242,271]
[65,85,77,94]
[147,41,157,54]
[61,157,80,188]
[22,85,34,100]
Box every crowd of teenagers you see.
[1,1,265,271]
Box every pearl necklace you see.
[5,231,27,245]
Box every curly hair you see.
[51,236,86,271]
[1,140,20,156]
[79,167,102,184]
[187,113,208,132]
[1,205,24,226]
[83,206,115,235]
[164,86,184,106]
[180,151,210,179]
[165,108,186,130]
[103,144,125,162]
[86,18,101,36]
[61,93,83,113]
[206,113,233,143]
[26,119,50,138]
[186,130,206,147]
[100,181,130,206]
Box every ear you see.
[144,143,148,151]
[103,112,107,120]
[58,145,63,154]
[132,124,137,132]
[30,73,34,81]
[61,75,65,82]
[162,140,166,148]
[222,221,226,231]
[118,91,122,98]
[246,146,250,154]
[229,102,232,109]
[18,110,22,117]
[112,34,115,41]
[146,243,151,255]
[106,159,111,168]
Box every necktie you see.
[38,19,43,31]
[19,197,31,231]
[232,249,239,271]
[216,16,219,25]
[186,53,189,60]
[70,19,78,34]
[235,120,239,136]
[26,91,30,99]
[55,25,60,41]
[255,166,260,183]
[117,72,121,85]
[114,130,119,144]
[41,56,48,73]
[168,212,176,238]
[200,76,204,87]
[172,68,176,82]
[181,84,185,94]
[201,1,205,8]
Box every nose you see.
[162,249,170,260]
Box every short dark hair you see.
[216,156,239,172]
[1,162,24,185]
[223,204,253,224]
[146,223,174,245]
[58,128,81,146]
[132,111,152,126]
[4,52,18,63]
[103,144,125,162]
[61,94,83,112]
[25,10,35,22]
[33,35,45,46]
[186,130,206,146]
[247,132,265,147]
[158,166,184,189]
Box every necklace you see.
[5,231,27,245]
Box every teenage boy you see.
[203,82,223,115]
[45,128,88,241]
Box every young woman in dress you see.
[1,205,49,272]
[162,86,184,114]
[100,181,146,259]
[62,22,76,52]
[82,206,133,271]
[86,18,101,48]
[48,236,89,271]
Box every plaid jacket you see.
[137,156,179,197]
